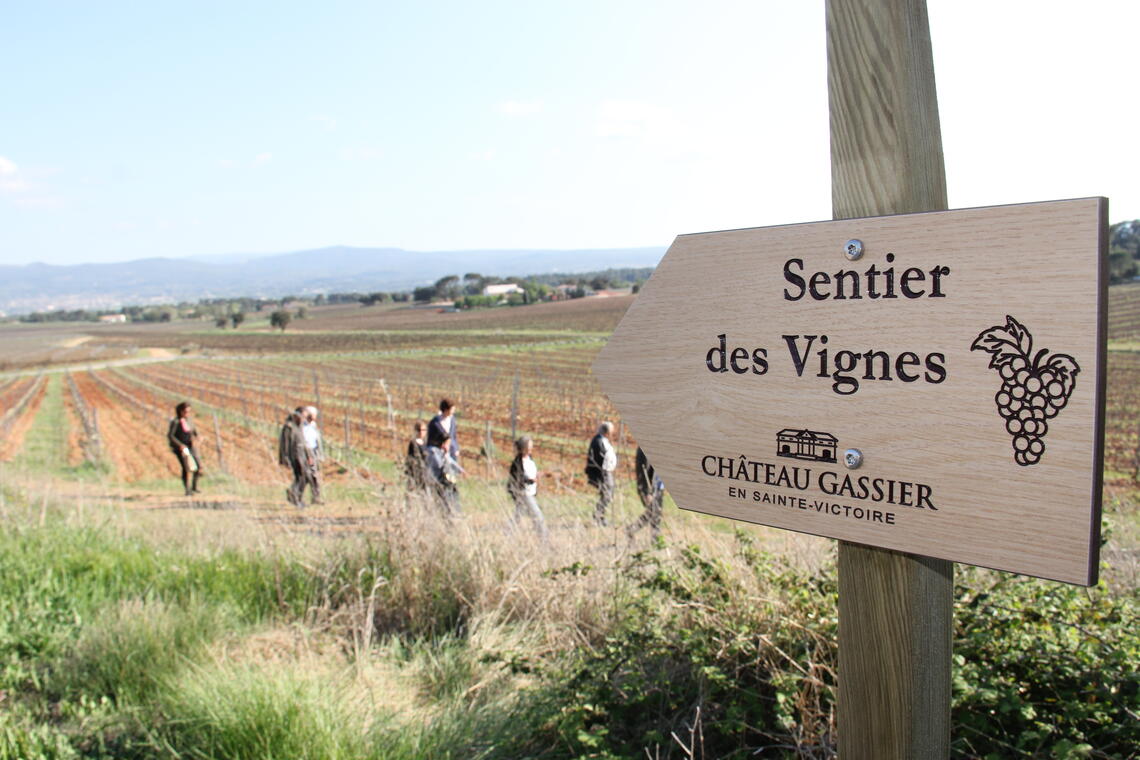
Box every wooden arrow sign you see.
[593,198,1106,585]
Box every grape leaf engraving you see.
[971,316,1080,466]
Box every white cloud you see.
[0,155,29,194]
[310,114,338,131]
[593,100,679,140]
[339,146,383,161]
[498,100,542,117]
[218,154,273,169]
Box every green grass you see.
[0,474,1135,759]
[11,375,67,473]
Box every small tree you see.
[215,316,228,329]
[270,310,292,331]
[296,306,307,320]
[231,312,245,329]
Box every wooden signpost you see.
[594,198,1106,584]
[592,0,1107,756]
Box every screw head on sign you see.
[843,448,863,469]
[844,239,863,261]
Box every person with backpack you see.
[425,432,464,517]
[278,407,312,506]
[585,421,617,526]
[167,401,201,496]
[508,436,547,539]
[627,446,665,540]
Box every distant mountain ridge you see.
[0,245,667,314]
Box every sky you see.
[1,1,1136,267]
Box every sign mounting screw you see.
[844,239,863,260]
[844,448,863,469]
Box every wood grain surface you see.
[828,2,953,756]
[593,198,1105,584]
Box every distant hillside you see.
[0,246,667,314]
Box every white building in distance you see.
[482,283,524,297]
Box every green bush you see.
[55,597,238,706]
[155,663,371,760]
[952,567,1139,759]
[537,535,838,759]
[0,716,78,760]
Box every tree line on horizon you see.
[10,267,655,326]
[1108,219,1140,283]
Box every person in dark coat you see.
[427,398,460,459]
[585,421,616,526]
[404,420,429,507]
[627,446,664,539]
[167,401,200,496]
[278,407,312,506]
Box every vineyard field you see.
[3,289,1140,504]
[0,336,634,500]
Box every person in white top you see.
[302,406,324,505]
[585,421,617,526]
[508,436,547,538]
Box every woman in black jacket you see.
[167,401,200,495]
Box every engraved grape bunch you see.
[971,316,1080,466]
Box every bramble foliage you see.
[952,565,1139,759]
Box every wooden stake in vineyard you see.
[212,413,227,475]
[484,420,496,478]
[510,371,520,443]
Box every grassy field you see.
[0,294,1138,758]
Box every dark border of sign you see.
[1088,197,1109,587]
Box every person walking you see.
[508,436,547,539]
[425,432,464,518]
[427,398,460,460]
[167,401,201,496]
[404,420,430,507]
[278,407,312,507]
[585,421,617,526]
[627,447,665,540]
[302,406,324,505]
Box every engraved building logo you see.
[776,429,838,463]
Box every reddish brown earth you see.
[0,378,46,461]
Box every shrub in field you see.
[155,662,371,760]
[538,534,838,760]
[951,566,1140,759]
[54,597,238,706]
[0,716,78,760]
